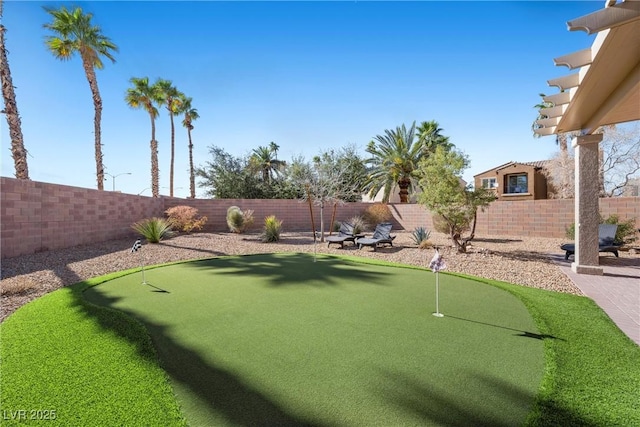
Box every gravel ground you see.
[1,230,609,323]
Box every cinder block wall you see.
[1,178,162,258]
[1,177,638,258]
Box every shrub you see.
[432,213,470,236]
[363,203,392,226]
[132,217,173,243]
[348,215,368,235]
[262,215,282,242]
[165,206,208,233]
[411,226,432,248]
[226,206,255,234]
[565,214,637,245]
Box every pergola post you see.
[572,134,604,275]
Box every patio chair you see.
[356,222,396,252]
[326,222,358,248]
[560,224,622,260]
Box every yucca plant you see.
[131,217,173,243]
[412,226,432,249]
[348,215,367,235]
[226,206,254,234]
[262,215,282,243]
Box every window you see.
[506,174,528,193]
[481,178,497,189]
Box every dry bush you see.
[362,203,392,226]
[1,279,37,296]
[165,206,208,233]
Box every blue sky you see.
[1,1,600,198]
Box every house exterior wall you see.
[475,164,548,201]
[1,177,637,258]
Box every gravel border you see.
[1,230,607,323]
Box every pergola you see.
[534,0,640,275]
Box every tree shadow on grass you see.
[445,314,565,341]
[376,369,600,427]
[80,286,325,427]
[181,253,393,288]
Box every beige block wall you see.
[1,177,638,258]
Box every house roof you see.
[534,0,640,137]
[474,160,549,177]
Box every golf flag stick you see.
[131,239,148,285]
[429,248,446,317]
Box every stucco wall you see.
[2,177,638,258]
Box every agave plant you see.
[131,217,173,243]
[411,226,431,247]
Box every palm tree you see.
[364,122,426,203]
[125,77,162,197]
[155,79,182,197]
[249,144,286,183]
[0,0,28,179]
[44,6,117,190]
[178,95,199,198]
[416,120,452,154]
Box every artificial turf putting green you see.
[83,253,545,426]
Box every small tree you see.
[417,146,495,253]
[290,149,364,242]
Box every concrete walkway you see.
[553,254,640,346]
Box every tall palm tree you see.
[364,122,426,203]
[0,0,28,179]
[155,79,182,197]
[44,6,117,190]
[249,144,286,183]
[125,77,162,197]
[178,95,199,198]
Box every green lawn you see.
[1,253,638,426]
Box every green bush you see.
[432,213,469,236]
[165,206,207,233]
[261,215,282,242]
[226,206,255,234]
[411,226,431,247]
[131,217,173,243]
[565,214,637,245]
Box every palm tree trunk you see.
[0,8,29,180]
[150,115,159,198]
[81,55,104,190]
[169,112,175,197]
[398,179,410,203]
[188,126,195,198]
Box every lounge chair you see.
[326,222,358,248]
[356,222,396,251]
[560,224,622,260]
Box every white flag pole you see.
[429,248,445,318]
[433,271,443,317]
[131,239,148,285]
